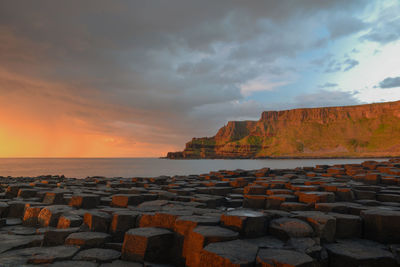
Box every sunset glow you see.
[0,1,399,157]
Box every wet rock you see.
[0,202,9,217]
[84,210,112,232]
[65,231,111,248]
[174,215,220,236]
[112,194,144,208]
[57,212,83,228]
[361,208,400,243]
[220,209,268,237]
[325,239,397,267]
[43,227,80,246]
[185,226,239,267]
[38,205,72,227]
[121,227,173,263]
[242,235,285,249]
[256,248,315,267]
[110,211,138,242]
[265,194,298,209]
[7,200,26,218]
[329,212,362,238]
[200,239,258,266]
[100,260,142,267]
[139,210,193,229]
[269,217,314,240]
[298,191,335,204]
[69,194,101,209]
[73,248,121,263]
[18,188,38,198]
[23,205,43,226]
[0,245,80,265]
[43,191,65,205]
[243,195,267,209]
[293,211,336,242]
[0,232,43,253]
[49,261,99,267]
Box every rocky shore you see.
[1,159,400,266]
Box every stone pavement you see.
[1,159,400,266]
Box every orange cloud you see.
[0,68,179,157]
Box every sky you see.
[0,0,400,157]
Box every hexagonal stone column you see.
[83,210,112,232]
[38,205,72,227]
[121,227,174,263]
[185,226,239,267]
[325,239,397,267]
[221,209,268,237]
[361,208,400,243]
[200,239,258,266]
[69,194,101,209]
[269,217,314,241]
[256,248,315,267]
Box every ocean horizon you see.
[0,157,389,179]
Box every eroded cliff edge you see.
[167,100,400,159]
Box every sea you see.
[0,158,389,179]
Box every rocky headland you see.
[167,100,400,159]
[1,159,400,266]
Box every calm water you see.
[0,158,389,178]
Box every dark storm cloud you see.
[379,76,400,88]
[0,0,370,150]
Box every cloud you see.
[292,90,361,108]
[378,76,400,88]
[343,58,359,72]
[318,82,338,88]
[240,78,289,96]
[360,5,400,44]
[323,57,359,73]
[0,0,385,156]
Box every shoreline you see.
[162,155,399,160]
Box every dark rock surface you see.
[1,159,400,266]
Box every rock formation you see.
[167,100,400,159]
[1,159,400,266]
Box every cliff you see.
[167,100,400,159]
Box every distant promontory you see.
[167,100,400,159]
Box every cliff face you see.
[167,101,400,159]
